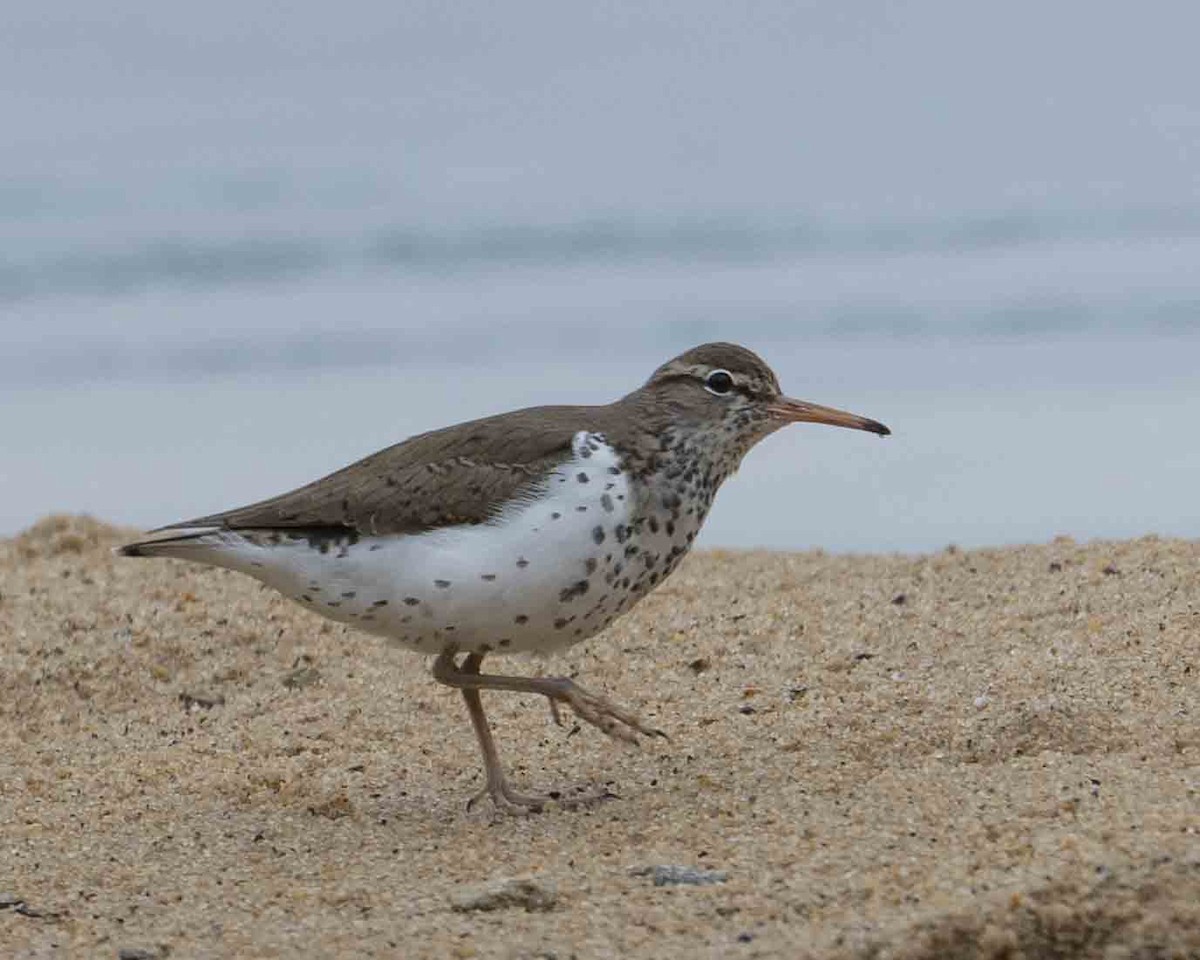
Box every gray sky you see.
[5,1,1199,223]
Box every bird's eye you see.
[704,369,734,396]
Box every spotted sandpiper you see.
[120,342,889,811]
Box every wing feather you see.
[155,405,601,537]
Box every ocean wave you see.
[4,207,1200,303]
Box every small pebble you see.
[118,949,161,960]
[631,865,728,887]
[282,665,322,689]
[178,690,225,711]
[450,877,557,912]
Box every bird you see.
[120,342,890,811]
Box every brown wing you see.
[156,404,605,537]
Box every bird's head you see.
[637,342,890,455]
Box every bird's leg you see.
[433,650,665,745]
[433,649,547,812]
[432,649,662,812]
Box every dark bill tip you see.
[768,398,892,437]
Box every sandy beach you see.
[2,514,1197,958]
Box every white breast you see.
[193,431,638,655]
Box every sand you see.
[2,515,1198,959]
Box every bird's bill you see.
[768,397,891,436]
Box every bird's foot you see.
[467,777,619,814]
[541,677,667,745]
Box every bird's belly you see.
[216,436,641,655]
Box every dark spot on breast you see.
[614,525,629,544]
[327,600,341,607]
[516,557,530,568]
[514,614,529,624]
[592,526,605,545]
[576,505,588,512]
[666,521,676,537]
[624,544,639,558]
[369,544,383,551]
[559,580,590,602]
[341,591,357,599]
[608,465,621,475]
[434,579,451,588]
[499,638,512,647]
[404,597,420,606]
[373,599,388,607]
[585,558,598,574]
[600,494,614,512]
[480,573,497,581]
[554,617,569,629]
[301,594,312,602]
[551,512,561,520]
[648,517,660,534]
[577,472,589,483]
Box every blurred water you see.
[3,1,1199,548]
